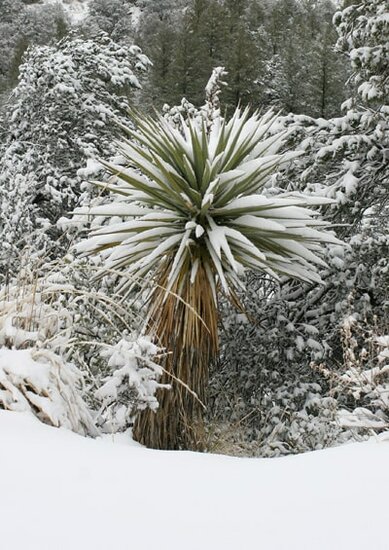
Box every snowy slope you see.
[1,410,389,550]
[42,0,90,24]
[39,0,142,27]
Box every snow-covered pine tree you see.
[0,32,150,278]
[137,0,348,115]
[82,0,138,44]
[0,0,68,93]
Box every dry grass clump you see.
[0,275,97,436]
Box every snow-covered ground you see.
[1,410,389,550]
[39,0,142,27]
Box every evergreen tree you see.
[135,0,185,109]
[137,0,348,115]
[0,33,150,277]
[83,0,137,43]
[0,1,68,92]
[265,0,347,116]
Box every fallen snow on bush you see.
[0,349,97,436]
[0,280,97,436]
[96,335,169,432]
[1,410,389,550]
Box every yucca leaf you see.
[79,107,342,296]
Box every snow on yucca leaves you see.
[80,108,340,296]
[78,107,341,450]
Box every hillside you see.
[39,0,90,23]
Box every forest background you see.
[0,0,387,455]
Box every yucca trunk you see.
[133,260,218,450]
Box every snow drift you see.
[1,410,388,550]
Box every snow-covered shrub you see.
[42,257,145,395]
[0,348,97,436]
[0,276,97,435]
[0,275,72,352]
[209,328,347,457]
[0,258,159,436]
[314,314,389,436]
[211,225,388,455]
[206,382,347,458]
[162,66,227,132]
[0,32,151,277]
[95,335,168,432]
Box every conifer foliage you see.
[0,32,150,278]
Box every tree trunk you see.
[133,262,218,450]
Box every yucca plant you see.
[79,107,340,450]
